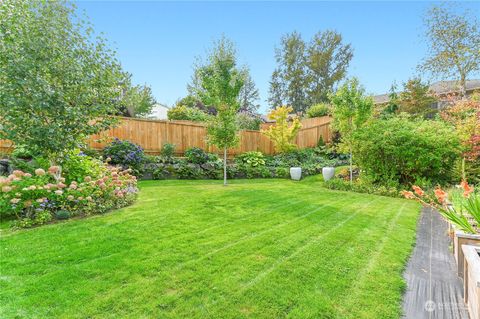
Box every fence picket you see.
[0,116,332,155]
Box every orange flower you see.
[434,188,447,204]
[412,185,424,197]
[460,180,474,198]
[401,190,415,199]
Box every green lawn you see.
[0,178,420,319]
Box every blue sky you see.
[76,1,479,113]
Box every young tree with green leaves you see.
[330,78,373,183]
[189,36,244,185]
[420,4,480,97]
[0,0,123,163]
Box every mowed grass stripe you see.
[167,198,388,318]
[200,198,399,318]
[124,196,385,316]
[0,179,420,319]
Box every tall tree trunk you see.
[460,74,467,99]
[223,147,227,186]
[349,151,353,186]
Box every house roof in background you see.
[429,79,480,95]
[372,79,480,104]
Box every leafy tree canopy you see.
[269,30,353,113]
[396,78,437,118]
[0,0,124,162]
[419,3,480,97]
[118,73,157,118]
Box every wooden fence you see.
[0,116,332,156]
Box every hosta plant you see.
[402,181,479,234]
[235,151,266,167]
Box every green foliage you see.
[236,112,262,130]
[117,73,157,118]
[148,147,344,181]
[103,139,145,175]
[396,78,437,118]
[189,36,247,184]
[207,105,240,151]
[324,177,402,198]
[330,78,373,181]
[160,143,176,158]
[61,150,103,184]
[11,145,36,160]
[269,31,307,112]
[306,31,354,104]
[269,30,353,111]
[0,0,124,162]
[238,72,260,113]
[420,4,480,97]
[351,116,461,186]
[235,151,266,167]
[330,78,373,148]
[0,163,138,226]
[167,105,210,122]
[189,36,244,109]
[184,147,217,165]
[55,210,71,220]
[262,106,302,153]
[306,103,331,118]
[0,179,420,319]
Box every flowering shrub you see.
[402,181,479,234]
[103,139,145,175]
[0,162,138,228]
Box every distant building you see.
[373,79,480,109]
[148,103,170,120]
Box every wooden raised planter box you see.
[462,245,480,319]
[452,228,480,279]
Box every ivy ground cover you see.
[0,178,419,318]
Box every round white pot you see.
[322,167,335,181]
[290,167,302,181]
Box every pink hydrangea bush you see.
[0,163,138,228]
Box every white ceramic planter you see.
[290,167,302,181]
[322,167,335,181]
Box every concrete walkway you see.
[402,208,469,319]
